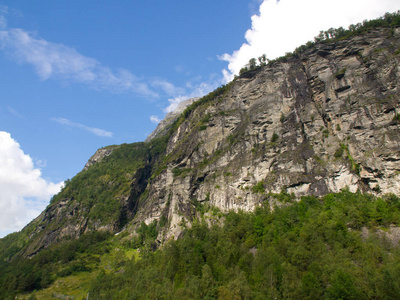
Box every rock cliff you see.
[135,27,400,241]
[17,27,400,254]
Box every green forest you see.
[1,191,400,299]
[87,191,400,299]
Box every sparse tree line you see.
[239,11,400,75]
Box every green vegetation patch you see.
[199,124,208,131]
[52,143,149,225]
[172,167,192,178]
[340,143,361,174]
[86,191,400,299]
[393,113,400,123]
[0,231,112,298]
[3,191,400,299]
[270,132,279,143]
[334,147,344,158]
[252,181,265,194]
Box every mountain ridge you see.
[2,19,400,259]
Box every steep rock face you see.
[135,28,400,241]
[13,27,400,255]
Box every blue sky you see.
[0,0,398,237]
[1,0,254,182]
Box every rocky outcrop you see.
[134,27,400,241]
[23,196,118,257]
[83,146,117,170]
[24,198,89,258]
[14,27,400,255]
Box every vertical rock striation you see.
[135,28,400,241]
[15,27,400,254]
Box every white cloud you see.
[52,117,113,137]
[0,27,158,97]
[0,10,221,121]
[164,96,189,114]
[220,0,400,81]
[0,131,63,237]
[150,115,161,124]
[0,17,193,101]
[150,78,185,96]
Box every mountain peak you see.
[145,97,199,142]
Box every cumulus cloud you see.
[52,117,113,137]
[221,0,400,80]
[0,132,63,237]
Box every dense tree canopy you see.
[87,191,400,299]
